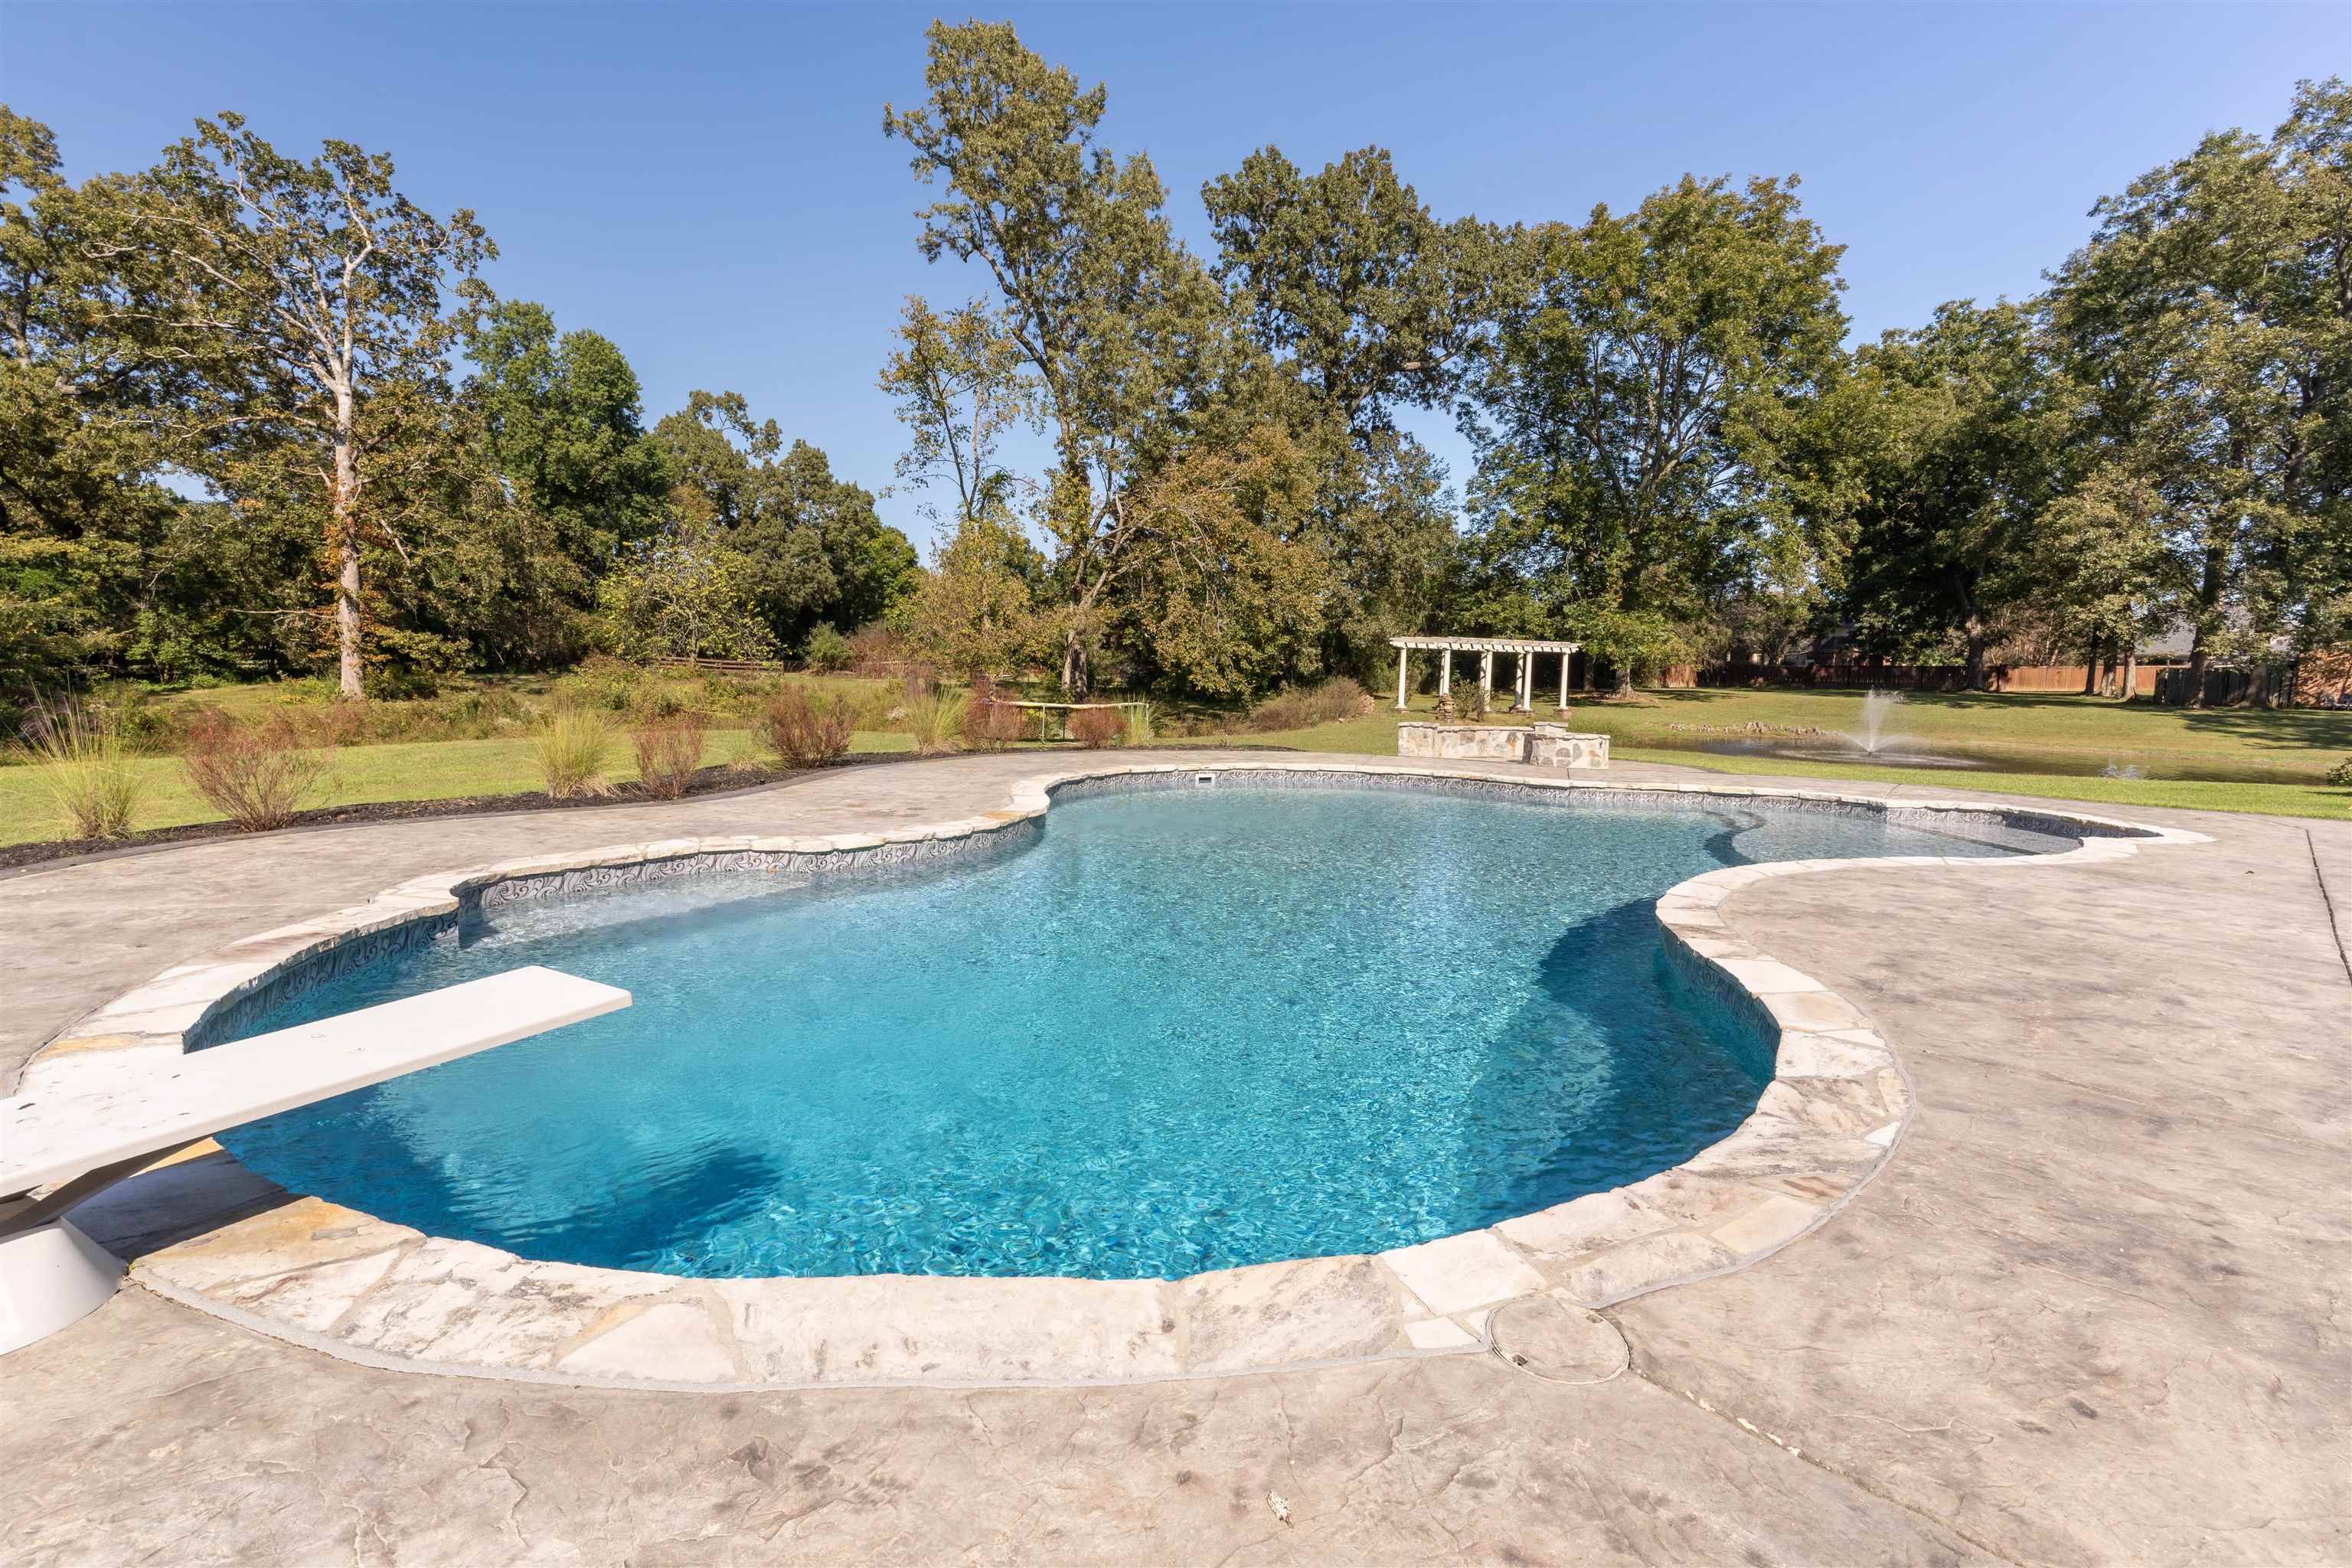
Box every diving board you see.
[0,965,630,1353]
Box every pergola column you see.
[1395,646,1410,710]
[1437,651,1451,696]
[1518,652,1532,711]
[1479,651,1493,706]
[1557,652,1570,710]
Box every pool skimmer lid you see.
[1489,1296,1629,1385]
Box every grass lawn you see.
[6,682,2344,847]
[1230,688,2350,822]
[0,728,913,848]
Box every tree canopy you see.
[3,55,2344,714]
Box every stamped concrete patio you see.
[2,751,2345,1566]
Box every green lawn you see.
[1532,686,2341,771]
[0,727,913,848]
[1227,688,2350,821]
[7,684,2345,848]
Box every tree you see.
[900,507,1048,678]
[0,107,228,693]
[410,300,675,668]
[96,113,492,698]
[1465,175,1847,694]
[877,295,1037,531]
[594,521,775,663]
[2025,462,2179,697]
[2048,78,2350,704]
[1198,145,1484,684]
[756,437,917,641]
[1301,424,1462,683]
[885,19,1237,694]
[1204,145,1495,435]
[654,390,916,654]
[1828,300,2068,688]
[1204,145,1485,435]
[1116,425,1331,697]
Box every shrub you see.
[1068,704,1122,749]
[756,688,854,766]
[1121,701,1156,746]
[534,708,616,799]
[2330,756,2352,787]
[960,678,1027,751]
[847,622,910,674]
[20,702,149,840]
[626,679,692,720]
[803,622,854,673]
[431,686,531,737]
[550,657,641,713]
[1242,676,1370,734]
[632,712,708,799]
[180,710,331,831]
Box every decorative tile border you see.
[28,760,2208,1390]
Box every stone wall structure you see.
[1398,721,1611,769]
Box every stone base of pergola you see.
[1390,635,1583,713]
[1397,720,1609,769]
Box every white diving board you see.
[0,965,630,1352]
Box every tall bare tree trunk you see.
[331,393,364,701]
[2082,638,2100,696]
[2184,544,2226,710]
[2118,650,2138,703]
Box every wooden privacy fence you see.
[651,655,929,678]
[1694,662,2179,696]
[2148,664,2328,707]
[651,655,781,675]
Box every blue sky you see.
[5,2,2340,549]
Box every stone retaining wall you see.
[1398,722,1611,768]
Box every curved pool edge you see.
[28,760,2212,1391]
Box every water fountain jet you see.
[1843,689,1906,756]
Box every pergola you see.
[1389,635,1583,713]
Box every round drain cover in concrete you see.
[1489,1296,1628,1384]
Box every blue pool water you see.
[216,783,2039,1279]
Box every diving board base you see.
[0,1217,122,1355]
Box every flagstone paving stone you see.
[2,752,2344,1564]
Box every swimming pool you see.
[214,781,2038,1281]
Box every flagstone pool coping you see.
[24,760,2207,1392]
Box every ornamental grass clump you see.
[21,702,149,840]
[1067,704,1122,749]
[902,673,965,756]
[1121,700,1155,746]
[757,687,854,766]
[959,678,1026,752]
[180,710,331,831]
[534,707,616,799]
[632,711,707,799]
